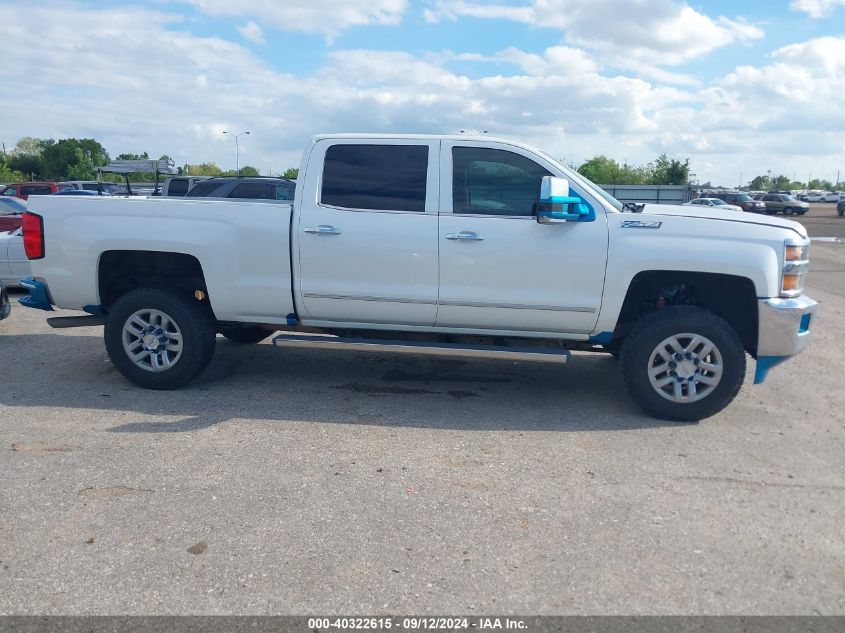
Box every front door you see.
[296,140,440,327]
[436,141,609,334]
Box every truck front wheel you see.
[104,288,216,389]
[619,306,745,422]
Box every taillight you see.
[22,212,45,260]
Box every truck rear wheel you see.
[104,288,216,389]
[619,306,745,422]
[219,326,272,344]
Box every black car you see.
[710,191,767,213]
[838,196,844,217]
[0,280,10,321]
[185,177,296,201]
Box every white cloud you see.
[451,45,599,76]
[789,0,845,18]
[0,3,841,186]
[237,21,265,45]
[183,0,407,39]
[426,0,763,72]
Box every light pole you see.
[222,130,250,175]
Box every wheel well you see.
[615,271,758,355]
[98,250,211,312]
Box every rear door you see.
[295,139,440,326]
[436,141,608,334]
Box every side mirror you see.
[534,176,591,223]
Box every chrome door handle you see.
[445,231,484,241]
[304,225,342,235]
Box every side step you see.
[272,334,569,364]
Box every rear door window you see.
[229,183,274,199]
[186,181,223,197]
[22,186,54,196]
[321,144,428,212]
[167,179,190,196]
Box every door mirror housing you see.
[534,176,591,223]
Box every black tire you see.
[838,207,844,216]
[104,287,216,389]
[783,207,794,215]
[219,326,273,344]
[619,306,746,422]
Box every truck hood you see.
[641,203,808,239]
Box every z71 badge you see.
[621,220,662,229]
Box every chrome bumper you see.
[755,295,817,384]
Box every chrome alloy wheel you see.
[121,308,183,372]
[647,333,723,403]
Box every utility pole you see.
[222,130,250,175]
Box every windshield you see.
[731,194,753,202]
[711,199,728,205]
[0,198,26,214]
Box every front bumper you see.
[754,294,817,383]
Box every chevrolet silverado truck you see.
[18,134,816,421]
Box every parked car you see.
[801,192,827,202]
[51,189,110,196]
[0,279,10,321]
[682,198,742,212]
[20,133,816,422]
[160,176,211,197]
[820,192,843,203]
[838,196,845,216]
[0,197,26,232]
[0,182,59,200]
[58,181,121,194]
[760,194,809,215]
[0,227,28,286]
[185,177,296,201]
[709,191,767,213]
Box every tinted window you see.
[167,179,191,196]
[321,144,428,212]
[452,147,551,216]
[762,195,776,201]
[81,183,100,191]
[186,181,224,197]
[2,187,16,196]
[230,183,274,199]
[275,183,295,200]
[22,186,54,196]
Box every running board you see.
[272,334,569,364]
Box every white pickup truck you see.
[19,134,816,421]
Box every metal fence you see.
[597,184,694,205]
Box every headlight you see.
[782,240,809,297]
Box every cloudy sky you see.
[1,0,843,185]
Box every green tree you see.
[651,154,690,185]
[808,178,833,190]
[282,167,299,179]
[748,175,770,191]
[771,174,793,190]
[222,166,260,177]
[184,162,224,176]
[577,155,620,184]
[40,138,110,180]
[117,152,150,160]
[0,153,25,181]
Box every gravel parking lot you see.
[1,205,843,615]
